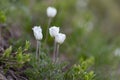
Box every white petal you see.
[47,7,57,17]
[32,26,43,40]
[49,26,60,37]
[55,33,66,44]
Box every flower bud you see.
[32,26,43,40]
[47,7,57,18]
[49,26,60,37]
[55,33,66,44]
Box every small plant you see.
[65,57,95,80]
[0,41,31,79]
[25,6,95,80]
[0,5,95,80]
[25,53,95,80]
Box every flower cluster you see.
[32,6,66,44]
[55,33,66,44]
[32,6,66,62]
[49,26,59,37]
[49,26,66,44]
[32,26,66,44]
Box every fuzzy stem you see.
[53,40,57,62]
[36,40,38,60]
[55,43,60,63]
[44,18,52,46]
[36,40,39,60]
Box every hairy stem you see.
[55,43,60,63]
[36,40,40,60]
[53,40,57,62]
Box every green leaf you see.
[16,52,24,64]
[3,46,12,58]
[24,40,30,50]
[17,47,22,53]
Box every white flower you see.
[55,33,66,44]
[47,7,57,18]
[49,26,60,37]
[32,26,43,40]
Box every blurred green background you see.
[0,0,120,80]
